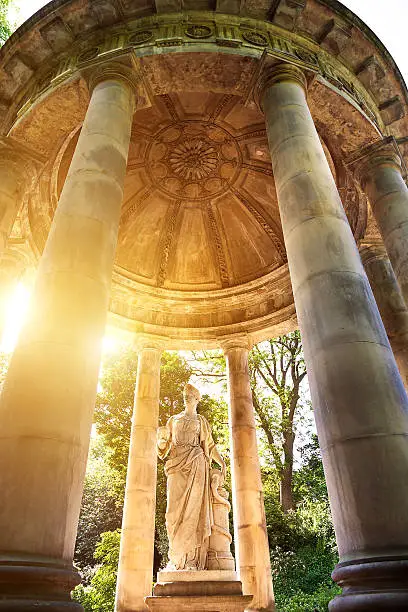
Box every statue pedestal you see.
[145,570,252,611]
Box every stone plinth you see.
[158,570,237,582]
[145,594,252,611]
[146,571,252,611]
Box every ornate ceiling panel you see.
[56,91,287,292]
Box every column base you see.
[0,561,83,612]
[330,558,408,611]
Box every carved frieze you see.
[12,12,381,133]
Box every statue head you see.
[183,382,201,411]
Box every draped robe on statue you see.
[158,413,216,570]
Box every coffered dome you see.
[57,92,287,292]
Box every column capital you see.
[346,136,406,187]
[133,333,167,353]
[85,60,141,100]
[255,62,307,111]
[220,334,252,354]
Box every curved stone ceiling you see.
[56,92,287,292]
[3,0,405,346]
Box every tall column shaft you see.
[354,139,408,305]
[115,340,162,612]
[0,64,136,610]
[224,340,275,612]
[361,245,408,389]
[261,64,408,610]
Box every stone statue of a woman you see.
[157,383,226,571]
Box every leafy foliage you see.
[73,530,121,612]
[276,583,341,612]
[74,437,124,570]
[94,349,193,474]
[0,0,12,45]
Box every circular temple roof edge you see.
[0,0,406,106]
[319,0,408,104]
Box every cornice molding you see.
[5,12,384,136]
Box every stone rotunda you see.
[1,0,408,610]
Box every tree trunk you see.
[280,432,295,512]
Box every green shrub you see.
[72,530,120,612]
[272,544,337,600]
[276,583,341,612]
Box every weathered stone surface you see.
[157,383,228,572]
[350,137,408,306]
[224,340,275,611]
[158,570,237,583]
[115,341,162,612]
[1,2,408,612]
[154,578,241,595]
[262,63,408,611]
[145,593,252,611]
[0,72,135,608]
[318,18,352,56]
[361,244,408,389]
[269,0,306,30]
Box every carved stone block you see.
[155,0,182,12]
[40,17,74,53]
[3,54,33,89]
[90,0,119,26]
[39,17,74,53]
[216,0,241,14]
[356,56,386,93]
[319,18,352,56]
[269,0,306,30]
[379,96,405,125]
[147,574,252,611]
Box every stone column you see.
[115,336,163,612]
[349,137,408,306]
[260,63,408,610]
[222,338,275,612]
[0,62,137,610]
[0,138,42,254]
[361,244,408,389]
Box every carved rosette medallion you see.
[185,24,212,39]
[242,30,269,46]
[129,30,153,45]
[147,121,241,200]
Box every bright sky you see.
[2,0,407,354]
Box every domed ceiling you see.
[57,92,297,292]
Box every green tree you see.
[73,530,121,612]
[294,434,329,505]
[249,332,308,512]
[94,348,193,475]
[0,0,12,45]
[75,436,124,570]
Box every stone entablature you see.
[0,0,407,141]
[1,12,385,133]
